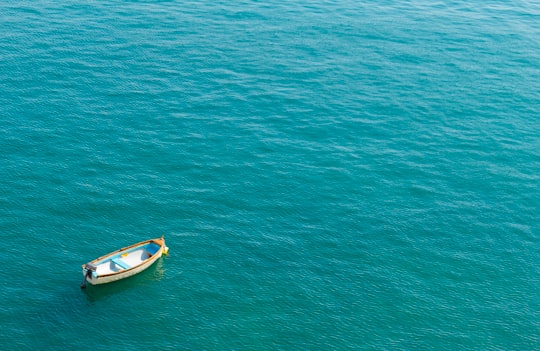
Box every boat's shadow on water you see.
[82,259,165,302]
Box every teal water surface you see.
[0,1,539,350]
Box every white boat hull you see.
[81,237,168,287]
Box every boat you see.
[81,236,169,288]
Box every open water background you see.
[0,1,539,350]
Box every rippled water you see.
[0,1,539,350]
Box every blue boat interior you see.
[92,241,161,269]
[146,242,160,255]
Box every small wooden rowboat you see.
[81,236,168,288]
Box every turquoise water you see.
[1,0,539,349]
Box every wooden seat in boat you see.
[112,257,130,269]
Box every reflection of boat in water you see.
[81,236,169,288]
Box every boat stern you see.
[81,263,98,287]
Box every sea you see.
[0,1,538,350]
